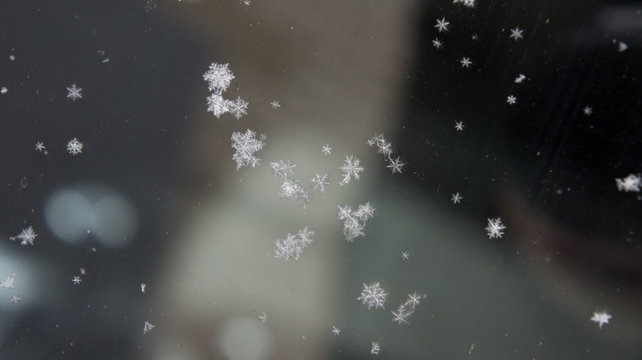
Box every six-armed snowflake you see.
[231,129,265,169]
[66,138,84,155]
[485,217,506,239]
[358,282,388,310]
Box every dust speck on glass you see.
[0,0,640,359]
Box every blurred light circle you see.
[93,195,138,248]
[44,190,94,244]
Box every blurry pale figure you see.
[218,317,274,360]
[43,185,138,248]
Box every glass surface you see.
[0,0,641,359]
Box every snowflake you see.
[509,26,524,41]
[10,294,21,304]
[226,96,249,119]
[460,57,472,68]
[618,41,627,52]
[278,178,311,206]
[432,38,443,49]
[321,144,332,155]
[339,155,364,185]
[0,273,16,289]
[141,283,147,293]
[0,87,7,94]
[231,129,265,170]
[10,226,37,246]
[370,341,381,355]
[454,121,464,131]
[206,93,229,118]
[143,321,156,334]
[274,227,314,261]
[258,312,267,323]
[391,293,426,325]
[9,54,15,61]
[338,203,375,241]
[453,0,475,7]
[311,173,329,193]
[514,74,526,83]
[615,174,641,192]
[368,133,404,174]
[66,84,83,101]
[434,17,450,32]
[331,325,341,336]
[401,251,410,260]
[506,95,517,104]
[590,311,611,329]
[270,160,296,178]
[358,282,387,310]
[79,268,86,275]
[72,276,82,285]
[368,133,392,157]
[386,157,405,174]
[34,141,46,152]
[202,63,235,94]
[451,192,463,204]
[66,138,83,155]
[583,106,592,116]
[270,100,280,109]
[485,217,506,239]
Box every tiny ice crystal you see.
[370,341,381,355]
[311,174,329,193]
[509,27,524,41]
[143,321,155,334]
[10,226,37,246]
[0,273,16,289]
[590,311,611,329]
[434,18,450,32]
[485,217,506,239]
[506,95,517,104]
[321,144,332,155]
[66,138,84,155]
[66,84,83,101]
[331,325,341,336]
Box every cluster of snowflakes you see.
[0,272,21,304]
[270,160,313,206]
[274,227,314,261]
[203,63,248,119]
[367,134,405,174]
[391,293,427,325]
[338,202,375,242]
[71,267,87,286]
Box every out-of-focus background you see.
[0,0,641,359]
